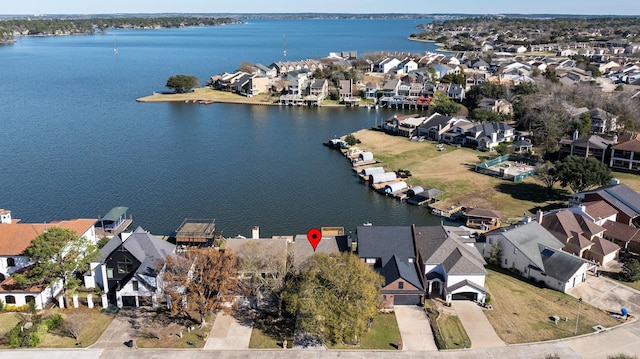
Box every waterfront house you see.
[293,230,350,268]
[356,226,424,307]
[84,226,175,307]
[570,181,640,227]
[415,225,487,305]
[464,122,515,151]
[558,132,613,164]
[484,222,593,293]
[538,208,619,266]
[0,210,98,309]
[339,79,353,99]
[376,57,402,73]
[254,63,277,78]
[382,114,426,137]
[382,79,401,97]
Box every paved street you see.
[393,306,438,350]
[451,301,506,349]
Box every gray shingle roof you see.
[581,184,640,220]
[379,255,423,290]
[356,226,414,265]
[538,244,589,282]
[414,226,486,275]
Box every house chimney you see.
[611,178,620,185]
[573,129,579,141]
[0,209,12,224]
[252,226,260,239]
[536,209,544,223]
[612,134,618,144]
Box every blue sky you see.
[1,0,638,16]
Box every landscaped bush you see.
[46,313,63,331]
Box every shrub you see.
[0,298,5,312]
[46,313,63,331]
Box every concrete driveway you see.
[92,313,138,349]
[568,275,640,318]
[451,301,506,349]
[204,312,253,350]
[393,306,437,351]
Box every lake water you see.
[0,18,443,237]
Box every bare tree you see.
[235,242,290,309]
[64,311,90,342]
[238,62,257,74]
[162,248,238,326]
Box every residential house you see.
[84,227,175,307]
[0,210,98,309]
[417,114,473,143]
[447,83,465,102]
[465,122,515,151]
[432,64,455,80]
[415,225,487,305]
[609,134,640,172]
[484,222,593,293]
[538,209,619,266]
[382,79,401,97]
[602,221,640,253]
[477,98,513,115]
[587,108,619,134]
[558,132,613,164]
[356,226,424,307]
[225,235,289,308]
[383,114,425,137]
[254,63,277,78]
[377,57,402,73]
[305,79,329,106]
[571,182,640,227]
[364,82,380,99]
[398,59,418,75]
[339,79,353,99]
[293,230,350,268]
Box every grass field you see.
[484,268,621,344]
[39,307,114,348]
[350,129,640,220]
[0,312,21,338]
[328,312,401,350]
[424,300,471,349]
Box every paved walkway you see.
[204,313,253,350]
[451,301,506,349]
[568,275,640,317]
[393,306,438,351]
[92,312,138,349]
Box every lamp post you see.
[574,297,582,334]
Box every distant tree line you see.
[0,16,241,39]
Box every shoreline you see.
[136,88,352,107]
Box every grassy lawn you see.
[38,307,115,348]
[352,130,566,219]
[249,312,295,349]
[424,300,471,349]
[0,312,21,338]
[329,312,401,350]
[484,268,621,344]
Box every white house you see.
[84,227,175,308]
[484,222,594,293]
[0,209,98,309]
[415,225,487,305]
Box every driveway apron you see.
[451,301,506,349]
[393,306,438,351]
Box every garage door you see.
[451,292,477,301]
[393,295,422,305]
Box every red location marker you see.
[307,228,322,252]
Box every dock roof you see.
[102,206,128,222]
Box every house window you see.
[117,257,134,274]
[25,296,35,304]
[7,258,15,267]
[408,257,415,263]
[106,268,114,279]
[398,281,404,289]
[132,280,139,291]
[5,295,16,304]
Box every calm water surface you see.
[0,19,443,237]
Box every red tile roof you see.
[0,218,96,256]
[612,134,640,152]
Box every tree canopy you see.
[430,93,460,116]
[162,248,238,325]
[555,155,611,193]
[621,258,640,282]
[166,74,200,93]
[235,241,290,309]
[14,227,98,301]
[282,252,384,345]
